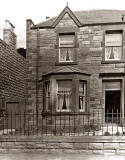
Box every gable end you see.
[52,6,82,28]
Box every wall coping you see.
[1,136,125,143]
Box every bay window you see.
[43,67,90,113]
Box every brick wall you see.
[0,39,26,108]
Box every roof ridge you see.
[74,9,125,12]
[34,9,125,28]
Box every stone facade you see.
[26,6,125,124]
[0,136,125,154]
[0,21,26,111]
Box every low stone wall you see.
[1,136,125,154]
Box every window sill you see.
[56,112,90,115]
[56,109,71,112]
[79,110,85,112]
[101,60,125,64]
[55,62,77,66]
[42,111,90,116]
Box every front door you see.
[105,90,121,123]
[6,102,20,129]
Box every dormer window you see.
[59,33,75,62]
[105,31,122,61]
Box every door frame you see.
[102,78,124,124]
[105,89,121,123]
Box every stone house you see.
[26,6,125,124]
[0,20,26,123]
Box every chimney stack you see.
[3,20,17,50]
[46,16,50,20]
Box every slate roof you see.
[74,10,125,24]
[42,66,90,77]
[36,17,56,28]
[34,8,125,28]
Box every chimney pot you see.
[3,20,17,50]
[46,16,50,20]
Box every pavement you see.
[0,153,125,160]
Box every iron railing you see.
[0,109,124,136]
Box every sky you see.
[0,0,125,48]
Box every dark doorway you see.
[105,90,121,123]
[6,102,23,129]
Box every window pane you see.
[105,47,122,60]
[105,33,122,46]
[59,48,74,62]
[59,34,74,47]
[57,80,72,111]
[79,82,86,112]
[113,47,122,59]
[105,47,111,60]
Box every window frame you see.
[45,81,51,112]
[56,79,72,112]
[79,81,87,112]
[58,32,75,63]
[104,30,123,61]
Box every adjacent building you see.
[0,20,26,117]
[26,6,125,124]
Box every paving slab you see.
[0,153,125,160]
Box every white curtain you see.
[59,48,73,62]
[57,81,71,111]
[105,47,112,60]
[113,47,122,59]
[105,47,122,60]
[105,33,122,60]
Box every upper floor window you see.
[105,31,122,61]
[59,33,75,62]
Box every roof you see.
[34,7,125,28]
[74,10,125,24]
[0,39,9,47]
[42,66,90,77]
